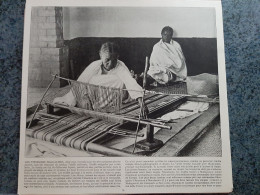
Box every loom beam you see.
[86,142,139,157]
[46,103,171,130]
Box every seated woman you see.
[53,42,148,117]
[147,26,187,85]
[147,26,218,96]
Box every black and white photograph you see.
[17,0,234,194]
[24,5,222,158]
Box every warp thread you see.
[69,80,123,113]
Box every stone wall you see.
[29,7,69,87]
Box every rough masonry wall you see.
[29,7,69,87]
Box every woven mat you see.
[147,82,188,94]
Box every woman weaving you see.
[53,42,148,117]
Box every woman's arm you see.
[115,61,143,99]
[137,97,149,118]
[115,61,149,117]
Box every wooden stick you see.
[122,116,171,129]
[47,103,171,129]
[123,114,170,123]
[109,128,144,137]
[147,90,217,99]
[86,142,139,157]
[37,112,62,119]
[176,109,194,112]
[37,117,56,122]
[143,56,149,88]
[186,96,219,103]
[133,57,150,153]
[108,131,137,138]
[27,75,57,128]
[52,74,145,93]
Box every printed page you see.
[18,0,233,194]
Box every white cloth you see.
[148,39,187,84]
[160,101,209,121]
[54,60,143,106]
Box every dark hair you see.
[99,42,120,56]
[161,26,173,35]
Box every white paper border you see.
[18,0,233,194]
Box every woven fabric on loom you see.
[70,81,123,113]
[27,113,119,151]
[147,82,188,94]
[42,81,123,113]
[41,83,186,117]
[40,78,186,120]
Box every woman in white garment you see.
[147,26,218,96]
[147,26,187,85]
[53,42,148,117]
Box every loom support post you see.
[134,56,164,152]
[146,124,154,142]
[136,124,163,151]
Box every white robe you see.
[148,39,187,84]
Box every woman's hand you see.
[130,70,138,80]
[137,97,149,118]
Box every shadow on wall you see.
[65,37,218,80]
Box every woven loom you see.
[27,76,187,155]
[27,95,186,154]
